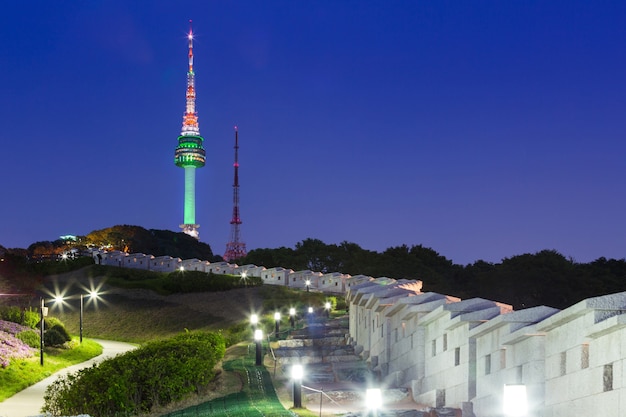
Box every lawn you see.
[0,338,102,402]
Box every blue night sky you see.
[1,1,625,266]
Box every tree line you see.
[239,238,626,310]
[4,226,626,311]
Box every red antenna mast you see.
[223,126,247,262]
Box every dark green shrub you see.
[221,321,251,347]
[43,317,65,329]
[44,324,71,346]
[27,256,94,275]
[163,271,262,293]
[45,327,67,347]
[43,330,226,417]
[90,264,166,281]
[0,306,22,323]
[17,329,40,348]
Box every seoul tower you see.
[223,127,247,261]
[174,21,206,239]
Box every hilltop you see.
[2,225,219,262]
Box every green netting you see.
[162,344,296,417]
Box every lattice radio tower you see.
[223,127,247,261]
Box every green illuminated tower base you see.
[174,23,205,240]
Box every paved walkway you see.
[0,339,136,417]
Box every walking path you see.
[0,339,136,417]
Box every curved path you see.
[0,339,136,417]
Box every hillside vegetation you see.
[4,227,626,311]
[241,239,626,309]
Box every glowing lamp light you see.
[274,312,281,321]
[289,307,296,316]
[325,302,331,310]
[254,329,263,341]
[365,388,383,411]
[308,307,313,314]
[503,384,528,417]
[291,364,304,380]
[250,314,259,326]
[179,266,185,271]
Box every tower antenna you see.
[224,126,247,261]
[174,21,206,239]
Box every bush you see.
[163,271,262,293]
[22,309,40,329]
[0,306,22,324]
[220,321,251,347]
[43,331,226,417]
[17,329,40,348]
[27,256,94,275]
[43,317,65,330]
[44,324,71,347]
[45,328,66,347]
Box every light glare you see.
[292,364,304,380]
[365,388,382,410]
[503,384,528,417]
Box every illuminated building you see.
[174,21,206,239]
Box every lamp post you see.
[274,312,281,335]
[289,307,296,328]
[324,301,331,318]
[292,364,303,408]
[254,329,263,366]
[308,306,313,315]
[79,294,83,343]
[365,388,382,417]
[305,279,310,292]
[503,384,528,417]
[79,290,99,343]
[39,298,48,366]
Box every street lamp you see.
[39,298,49,366]
[251,313,259,329]
[305,279,310,292]
[291,364,304,408]
[274,312,281,335]
[289,307,296,328]
[365,388,382,417]
[503,384,527,417]
[324,301,331,318]
[308,306,313,314]
[254,329,263,366]
[80,290,99,343]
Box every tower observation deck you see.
[174,21,206,239]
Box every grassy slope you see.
[2,266,330,415]
[47,267,329,343]
[0,338,102,402]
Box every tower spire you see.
[224,126,247,261]
[175,21,206,239]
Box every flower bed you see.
[0,320,37,368]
